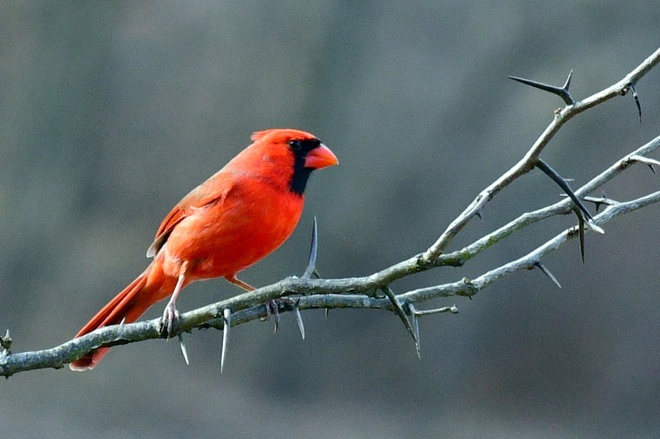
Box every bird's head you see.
[230,128,338,195]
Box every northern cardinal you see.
[69,128,338,370]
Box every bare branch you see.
[1,48,658,377]
[422,47,660,262]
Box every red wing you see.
[146,171,236,257]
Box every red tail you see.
[69,263,168,371]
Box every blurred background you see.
[1,1,658,438]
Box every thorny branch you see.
[2,48,659,377]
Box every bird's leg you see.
[225,273,280,329]
[225,274,255,292]
[162,261,189,337]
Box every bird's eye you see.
[289,140,302,151]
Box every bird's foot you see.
[260,299,281,332]
[161,302,180,337]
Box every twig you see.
[1,48,658,377]
[422,47,660,262]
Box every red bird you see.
[70,129,338,371]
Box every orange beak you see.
[304,144,339,169]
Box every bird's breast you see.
[160,180,305,281]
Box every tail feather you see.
[70,266,155,371]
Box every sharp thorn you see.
[574,208,586,263]
[302,217,318,279]
[177,334,190,366]
[475,210,483,220]
[294,304,305,340]
[537,159,594,221]
[629,82,642,123]
[533,261,562,289]
[381,286,417,342]
[408,304,422,360]
[509,71,575,105]
[221,308,231,373]
[576,230,584,260]
[599,192,608,210]
[562,69,573,91]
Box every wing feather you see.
[146,172,235,257]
